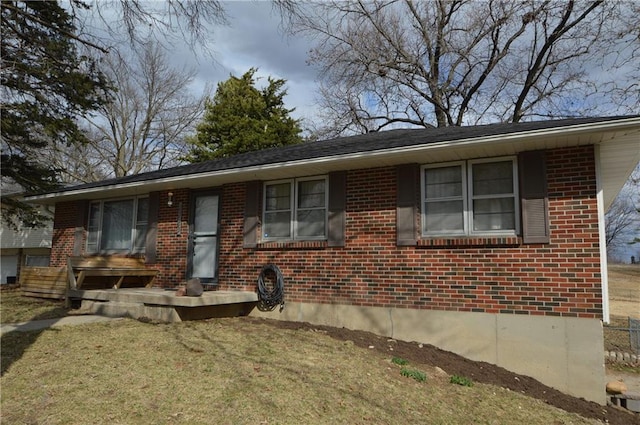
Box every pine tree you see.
[186,68,302,161]
[1,1,109,227]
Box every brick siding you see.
[50,145,602,319]
[155,190,191,285]
[50,201,79,266]
[216,145,602,319]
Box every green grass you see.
[0,317,601,424]
[400,367,427,382]
[391,356,409,365]
[450,374,474,387]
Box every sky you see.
[171,1,320,124]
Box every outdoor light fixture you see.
[167,192,174,207]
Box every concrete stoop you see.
[81,300,182,322]
[71,288,259,322]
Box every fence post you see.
[630,317,640,355]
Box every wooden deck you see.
[67,256,159,290]
[68,288,259,322]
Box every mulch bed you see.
[247,317,639,425]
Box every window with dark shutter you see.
[519,151,550,244]
[419,158,519,237]
[262,176,329,242]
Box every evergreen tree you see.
[186,68,302,161]
[1,1,109,227]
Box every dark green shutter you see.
[519,151,550,244]
[328,171,347,247]
[396,164,419,246]
[145,192,160,264]
[244,181,261,248]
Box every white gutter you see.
[26,116,640,203]
[594,144,610,324]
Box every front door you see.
[187,192,220,284]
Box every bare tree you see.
[43,136,109,184]
[67,0,227,54]
[286,0,639,135]
[47,43,208,182]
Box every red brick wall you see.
[50,201,79,266]
[51,190,192,286]
[154,189,190,285]
[216,145,602,319]
[49,145,602,318]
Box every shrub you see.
[450,375,473,387]
[401,368,426,382]
[392,357,409,366]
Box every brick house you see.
[28,116,640,403]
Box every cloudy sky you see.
[172,1,320,124]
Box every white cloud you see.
[175,1,320,123]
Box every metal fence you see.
[605,317,640,355]
[631,318,640,354]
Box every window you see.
[422,158,518,236]
[87,197,148,253]
[263,177,327,240]
[25,255,50,267]
[470,159,516,232]
[423,163,466,234]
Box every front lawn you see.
[0,290,68,324]
[0,317,605,425]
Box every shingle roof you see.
[45,116,637,194]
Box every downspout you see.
[594,144,610,324]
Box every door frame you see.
[186,189,221,284]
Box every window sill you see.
[85,252,146,258]
[257,240,328,250]
[417,236,522,248]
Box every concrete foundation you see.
[251,302,605,404]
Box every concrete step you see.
[81,300,181,322]
[70,288,258,307]
[609,393,640,413]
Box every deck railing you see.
[19,266,67,299]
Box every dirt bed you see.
[251,317,639,425]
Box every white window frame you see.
[468,157,519,235]
[421,157,519,237]
[262,176,328,241]
[421,161,468,236]
[86,196,148,254]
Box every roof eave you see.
[25,117,640,205]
